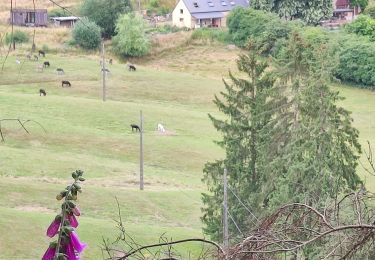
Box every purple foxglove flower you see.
[67,214,79,228]
[69,231,87,253]
[46,218,61,238]
[66,242,80,260]
[42,246,56,260]
[72,207,81,216]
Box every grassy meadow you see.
[0,24,375,260]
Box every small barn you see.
[10,8,48,27]
[333,0,361,21]
[172,0,249,29]
[51,16,80,28]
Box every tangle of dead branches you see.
[102,197,223,260]
[226,190,375,260]
[0,118,46,141]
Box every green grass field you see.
[0,40,375,259]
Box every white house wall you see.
[172,0,192,28]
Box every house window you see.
[25,12,35,23]
[180,9,183,14]
[221,1,227,5]
[208,2,214,6]
[180,18,184,22]
[193,2,199,7]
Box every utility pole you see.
[140,110,144,190]
[10,0,15,50]
[101,41,106,102]
[223,168,229,249]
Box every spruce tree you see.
[201,46,275,242]
[267,33,362,209]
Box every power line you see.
[227,186,258,225]
[46,0,90,29]
[227,209,244,237]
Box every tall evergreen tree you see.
[267,33,362,209]
[201,46,275,241]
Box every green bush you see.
[345,15,375,40]
[48,8,68,17]
[80,0,132,38]
[334,36,375,89]
[227,8,294,54]
[146,25,181,34]
[5,30,29,45]
[363,4,375,18]
[112,13,150,57]
[191,28,231,43]
[72,17,101,50]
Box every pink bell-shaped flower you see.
[41,246,56,260]
[46,218,61,238]
[67,214,79,228]
[69,231,87,253]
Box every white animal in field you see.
[15,59,21,64]
[157,123,165,133]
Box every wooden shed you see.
[10,8,48,27]
[51,16,80,28]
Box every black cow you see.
[39,89,47,96]
[56,68,64,75]
[131,124,141,132]
[62,80,71,87]
[38,50,46,57]
[128,64,136,71]
[43,61,50,68]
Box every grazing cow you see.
[62,80,71,87]
[33,55,39,61]
[128,64,136,71]
[131,124,141,132]
[39,89,47,96]
[157,123,165,133]
[43,61,50,68]
[56,68,64,75]
[109,59,113,65]
[38,50,46,57]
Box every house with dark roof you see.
[172,0,249,28]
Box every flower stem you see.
[54,180,77,260]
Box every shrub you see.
[112,13,150,57]
[48,8,68,17]
[191,28,231,43]
[227,8,293,54]
[72,17,101,50]
[345,15,375,40]
[146,0,170,16]
[80,0,132,38]
[334,36,375,89]
[363,4,375,18]
[5,30,29,45]
[146,25,181,34]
